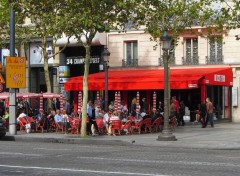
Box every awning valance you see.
[64,67,233,91]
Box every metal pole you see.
[157,50,176,141]
[9,7,17,135]
[104,61,108,111]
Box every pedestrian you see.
[172,96,179,124]
[140,97,148,113]
[200,101,207,128]
[179,101,185,126]
[203,97,214,128]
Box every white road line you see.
[0,152,42,157]
[0,165,170,176]
[77,156,240,168]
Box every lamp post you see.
[157,29,177,141]
[101,46,110,111]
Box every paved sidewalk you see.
[3,121,240,150]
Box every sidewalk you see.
[3,121,240,150]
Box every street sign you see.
[6,57,26,88]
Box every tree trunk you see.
[81,45,90,137]
[42,37,52,93]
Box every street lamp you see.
[101,46,110,111]
[157,29,177,141]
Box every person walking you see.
[203,97,214,128]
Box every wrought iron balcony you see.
[182,56,199,65]
[122,59,138,67]
[158,56,176,66]
[206,55,223,64]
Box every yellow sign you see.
[6,57,26,88]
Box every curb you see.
[2,135,132,146]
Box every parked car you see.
[0,117,6,138]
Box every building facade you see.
[106,28,240,122]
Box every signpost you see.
[6,57,26,88]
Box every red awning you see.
[64,67,233,91]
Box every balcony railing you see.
[206,55,223,64]
[158,56,176,66]
[122,59,138,67]
[182,56,199,65]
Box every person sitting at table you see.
[70,109,79,117]
[194,104,201,123]
[17,109,27,124]
[54,109,64,126]
[103,110,111,133]
[35,109,46,123]
[108,111,120,136]
[61,110,71,131]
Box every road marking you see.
[0,165,170,176]
[0,152,42,157]
[77,156,240,168]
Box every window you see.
[209,37,223,63]
[184,38,198,64]
[124,41,138,66]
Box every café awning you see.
[64,67,233,91]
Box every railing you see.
[158,56,176,66]
[182,56,199,65]
[122,59,138,67]
[206,55,223,64]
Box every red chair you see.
[152,118,162,132]
[54,119,64,133]
[128,116,136,121]
[36,118,46,133]
[26,116,35,124]
[96,118,105,135]
[18,117,28,131]
[70,118,81,134]
[111,120,122,136]
[131,119,143,134]
[142,118,152,133]
[26,116,36,132]
[121,120,132,135]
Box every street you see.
[0,141,240,176]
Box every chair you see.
[127,116,136,121]
[131,119,143,134]
[47,115,56,132]
[96,118,105,135]
[55,120,64,133]
[18,117,28,131]
[36,118,46,133]
[142,118,152,133]
[152,118,162,132]
[70,118,81,134]
[26,116,35,124]
[111,120,122,136]
[121,120,132,135]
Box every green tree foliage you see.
[11,0,70,93]
[63,0,136,137]
[134,0,228,43]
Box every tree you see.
[135,0,228,43]
[11,0,70,93]
[0,0,10,47]
[63,0,136,137]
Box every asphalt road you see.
[0,141,240,176]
